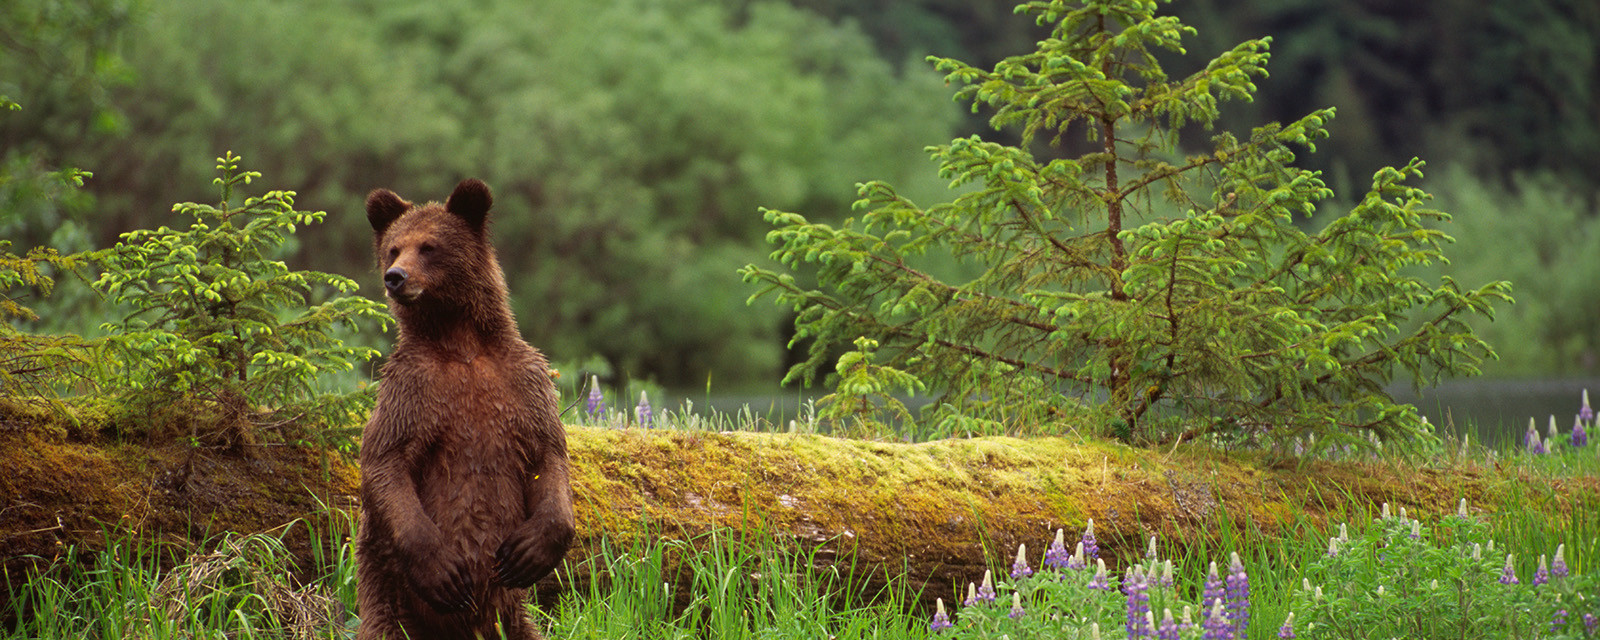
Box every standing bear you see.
[357,179,574,640]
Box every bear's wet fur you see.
[356,179,574,640]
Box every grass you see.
[4,409,1597,639]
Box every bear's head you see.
[365,179,504,317]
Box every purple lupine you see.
[1581,389,1593,423]
[1524,418,1538,449]
[1225,552,1251,636]
[1158,560,1175,589]
[1553,544,1569,578]
[1552,609,1568,634]
[1124,566,1152,639]
[635,391,652,427]
[1157,608,1181,640]
[1146,535,1158,561]
[1044,529,1072,570]
[1499,554,1519,585]
[1277,612,1296,639]
[1087,559,1112,590]
[586,375,605,420]
[962,582,977,607]
[1533,555,1549,586]
[975,570,997,603]
[929,598,953,632]
[1584,613,1597,636]
[1202,599,1233,640]
[1081,519,1100,561]
[1572,416,1588,448]
[1202,561,1225,610]
[1066,541,1087,571]
[1011,543,1034,580]
[1008,593,1025,620]
[1530,430,1548,455]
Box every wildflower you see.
[1381,502,1391,519]
[1338,522,1348,542]
[1582,389,1594,423]
[1156,608,1181,640]
[1180,605,1195,630]
[1277,612,1296,639]
[1573,416,1588,448]
[1124,566,1151,639]
[635,391,652,427]
[1548,415,1560,445]
[1525,418,1538,448]
[1226,552,1251,636]
[1375,585,1385,597]
[1202,598,1232,640]
[1146,535,1158,560]
[1457,498,1468,518]
[929,598,953,632]
[1088,559,1111,590]
[1008,592,1025,619]
[1410,520,1421,540]
[1044,528,1071,570]
[1067,541,1087,571]
[1552,609,1568,633]
[1159,560,1175,589]
[1499,554,1519,585]
[1530,430,1547,455]
[1584,613,1597,636]
[1553,544,1568,578]
[585,375,605,420]
[1081,519,1100,561]
[1202,561,1224,607]
[1091,622,1102,640]
[1533,555,1549,586]
[1011,543,1033,580]
[976,570,997,603]
[962,582,977,607]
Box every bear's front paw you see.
[409,547,479,614]
[492,518,575,588]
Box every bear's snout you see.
[384,267,409,295]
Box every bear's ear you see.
[366,189,411,236]
[446,178,493,230]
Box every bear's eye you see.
[388,247,399,260]
[419,243,436,255]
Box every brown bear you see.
[356,179,574,640]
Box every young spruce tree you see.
[742,0,1511,449]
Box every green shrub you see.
[743,0,1510,448]
[94,152,388,448]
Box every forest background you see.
[5,0,1599,394]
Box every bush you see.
[743,0,1510,448]
[94,152,388,448]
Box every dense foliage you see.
[745,0,1510,445]
[94,153,389,447]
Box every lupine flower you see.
[586,375,605,420]
[1157,608,1181,640]
[1081,519,1100,561]
[1008,592,1025,619]
[1583,613,1597,635]
[962,582,977,607]
[1146,535,1158,560]
[1011,543,1034,580]
[635,391,652,427]
[1226,552,1251,636]
[1088,559,1111,590]
[1553,544,1568,578]
[1326,537,1340,557]
[1572,416,1588,448]
[1581,389,1594,423]
[1180,605,1196,631]
[1067,541,1088,571]
[1472,543,1483,560]
[1202,598,1232,640]
[1552,609,1568,633]
[976,570,997,603]
[929,598,953,632]
[1375,585,1385,597]
[1499,554,1519,585]
[1457,498,1469,518]
[1339,522,1349,542]
[1410,521,1422,540]
[1278,612,1296,639]
[1533,555,1549,586]
[1380,502,1391,519]
[1124,566,1151,639]
[1525,418,1538,448]
[1530,429,1548,455]
[1547,415,1560,445]
[1159,560,1175,588]
[1091,622,1102,640]
[1203,561,1224,607]
[1044,528,1072,569]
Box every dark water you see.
[1391,377,1599,450]
[669,378,1599,450]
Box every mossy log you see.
[3,410,1595,612]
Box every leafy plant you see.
[94,152,389,448]
[816,336,925,438]
[743,0,1511,448]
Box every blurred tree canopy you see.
[1,0,958,386]
[3,0,1598,386]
